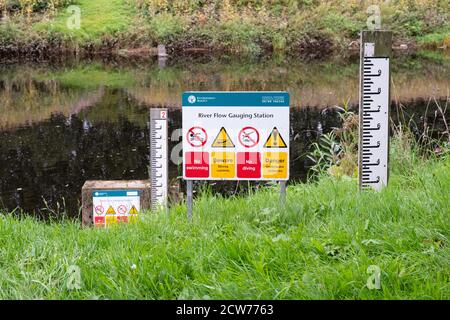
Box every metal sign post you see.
[186,180,193,221]
[280,181,286,205]
[359,30,392,191]
[150,109,169,212]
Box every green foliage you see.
[307,106,359,180]
[0,0,448,57]
[0,0,74,13]
[307,132,342,178]
[0,143,448,299]
[148,13,186,42]
[0,20,23,41]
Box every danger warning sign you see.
[212,127,235,148]
[92,190,141,227]
[182,92,290,181]
[264,127,287,148]
[106,205,116,215]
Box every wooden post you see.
[359,30,392,191]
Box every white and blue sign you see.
[92,190,141,226]
[182,91,290,181]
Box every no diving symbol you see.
[118,205,127,215]
[187,127,207,147]
[239,127,260,148]
[95,205,104,216]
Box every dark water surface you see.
[0,54,448,218]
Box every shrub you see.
[0,0,74,14]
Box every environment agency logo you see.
[188,95,196,104]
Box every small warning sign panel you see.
[92,190,141,227]
[212,127,235,148]
[264,127,287,148]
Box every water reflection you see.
[0,55,448,217]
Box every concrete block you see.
[82,180,151,226]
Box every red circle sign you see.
[118,205,127,215]
[239,127,260,148]
[95,205,104,215]
[187,127,208,147]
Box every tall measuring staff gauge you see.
[359,44,390,191]
[149,109,168,211]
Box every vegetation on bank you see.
[0,0,448,57]
[0,96,449,299]
[0,132,448,299]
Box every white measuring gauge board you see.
[150,109,168,211]
[93,190,141,227]
[360,57,390,191]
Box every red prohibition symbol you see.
[118,205,127,215]
[239,126,260,148]
[187,127,208,147]
[95,205,104,215]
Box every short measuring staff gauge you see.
[150,109,169,211]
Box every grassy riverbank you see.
[0,135,448,299]
[0,0,448,58]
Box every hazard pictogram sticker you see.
[264,127,287,148]
[187,127,207,147]
[106,205,116,215]
[94,205,104,216]
[129,205,139,215]
[118,205,127,215]
[239,127,260,148]
[212,127,235,148]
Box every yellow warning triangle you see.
[264,127,287,148]
[129,205,139,215]
[106,205,116,215]
[212,127,235,148]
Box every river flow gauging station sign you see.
[182,92,290,180]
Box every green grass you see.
[33,0,133,41]
[0,140,448,299]
[417,27,450,48]
[0,0,448,57]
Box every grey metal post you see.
[280,181,286,206]
[186,180,193,221]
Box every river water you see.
[0,53,448,218]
